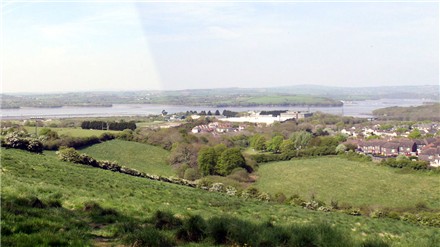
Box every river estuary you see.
[0,98,433,120]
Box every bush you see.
[176,215,206,242]
[99,132,116,141]
[57,147,82,163]
[83,201,120,223]
[361,238,390,247]
[184,168,200,181]
[152,210,182,230]
[241,187,260,200]
[227,168,252,182]
[381,158,429,170]
[122,227,174,247]
[274,192,287,203]
[207,217,231,245]
[340,150,372,162]
[3,132,43,153]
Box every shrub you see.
[241,187,260,200]
[152,210,182,230]
[57,147,82,163]
[176,215,206,242]
[99,132,116,141]
[258,192,271,202]
[209,183,226,193]
[227,167,252,182]
[361,238,390,247]
[122,227,174,247]
[288,222,353,247]
[83,201,120,223]
[288,194,305,206]
[184,168,200,181]
[207,217,231,245]
[3,132,43,153]
[274,192,287,203]
[225,186,238,196]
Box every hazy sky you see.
[2,1,439,93]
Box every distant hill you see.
[1,85,437,108]
[266,84,439,101]
[373,103,440,121]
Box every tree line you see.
[81,120,136,131]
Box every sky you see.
[1,0,439,93]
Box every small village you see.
[338,123,440,166]
[189,112,440,167]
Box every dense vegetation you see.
[2,148,440,246]
[373,103,440,121]
[81,120,137,131]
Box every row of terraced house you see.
[355,138,440,167]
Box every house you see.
[415,138,438,153]
[358,140,383,155]
[381,142,400,156]
[191,125,214,134]
[419,144,440,167]
[396,140,417,156]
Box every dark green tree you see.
[197,147,218,176]
[267,135,284,153]
[216,148,246,176]
[250,134,266,151]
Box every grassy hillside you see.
[80,139,173,176]
[255,156,440,209]
[2,148,439,246]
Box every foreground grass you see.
[255,156,440,209]
[1,148,439,246]
[80,139,173,176]
[24,126,120,138]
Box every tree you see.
[408,129,422,139]
[198,147,218,176]
[267,135,284,153]
[250,134,266,151]
[290,131,312,150]
[207,110,212,116]
[169,143,198,167]
[214,110,220,116]
[216,148,246,176]
[280,139,295,154]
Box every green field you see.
[80,139,173,176]
[24,126,120,138]
[2,148,439,246]
[254,156,440,209]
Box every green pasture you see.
[23,126,120,138]
[80,139,173,176]
[2,148,440,246]
[255,156,440,209]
